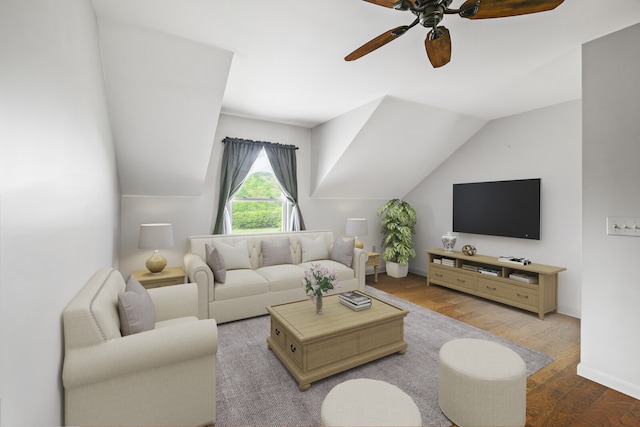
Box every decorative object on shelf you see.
[346,218,369,249]
[462,244,477,256]
[377,199,417,278]
[302,263,340,314]
[442,232,457,253]
[138,223,174,273]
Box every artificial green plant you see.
[377,199,417,265]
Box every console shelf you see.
[425,249,566,319]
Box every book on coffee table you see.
[339,292,371,305]
[340,299,372,311]
[339,292,372,311]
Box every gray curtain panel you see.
[213,138,262,234]
[264,143,306,231]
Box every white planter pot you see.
[386,261,409,278]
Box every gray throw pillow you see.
[331,236,355,267]
[118,275,156,336]
[261,238,293,267]
[206,243,227,283]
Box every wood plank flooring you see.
[368,273,640,427]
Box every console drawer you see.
[430,265,475,292]
[477,277,537,311]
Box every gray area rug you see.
[215,286,553,427]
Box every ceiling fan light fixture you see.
[349,0,565,67]
[418,6,445,27]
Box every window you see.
[213,137,305,234]
[228,149,290,234]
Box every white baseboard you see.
[577,363,640,400]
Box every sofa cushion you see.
[215,269,269,301]
[261,238,293,267]
[206,243,227,283]
[256,264,307,292]
[118,275,155,336]
[214,240,251,270]
[300,235,329,262]
[331,236,355,267]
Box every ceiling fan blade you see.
[460,0,564,19]
[345,25,412,61]
[425,27,451,68]
[362,0,414,9]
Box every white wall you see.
[579,23,640,399]
[405,100,583,318]
[119,113,388,278]
[0,0,119,425]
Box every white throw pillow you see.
[300,235,329,262]
[214,240,251,270]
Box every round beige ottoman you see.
[321,379,422,427]
[438,338,526,427]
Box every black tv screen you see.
[453,178,541,240]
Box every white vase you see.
[442,232,457,253]
[386,261,409,278]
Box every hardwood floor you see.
[368,273,640,427]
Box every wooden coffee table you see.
[266,291,408,391]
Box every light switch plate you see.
[606,216,640,236]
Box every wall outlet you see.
[606,216,640,236]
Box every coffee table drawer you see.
[271,319,285,348]
[285,335,303,367]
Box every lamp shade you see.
[138,223,174,250]
[346,218,368,237]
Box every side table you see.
[366,252,380,283]
[131,266,186,289]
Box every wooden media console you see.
[425,249,566,319]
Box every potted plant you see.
[377,199,417,278]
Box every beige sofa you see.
[62,268,218,427]
[184,230,368,323]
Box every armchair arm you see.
[184,253,214,319]
[148,282,198,321]
[352,248,369,290]
[63,319,218,389]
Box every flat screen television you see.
[453,178,541,240]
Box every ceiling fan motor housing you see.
[413,0,453,28]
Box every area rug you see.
[215,286,553,427]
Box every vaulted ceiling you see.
[91,0,640,199]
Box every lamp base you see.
[355,238,364,249]
[146,250,167,273]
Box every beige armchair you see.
[62,268,218,426]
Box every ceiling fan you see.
[345,0,564,68]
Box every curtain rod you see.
[222,136,298,150]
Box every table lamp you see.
[138,223,174,273]
[346,218,368,249]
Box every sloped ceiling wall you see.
[97,20,486,200]
[311,96,487,200]
[98,19,232,196]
